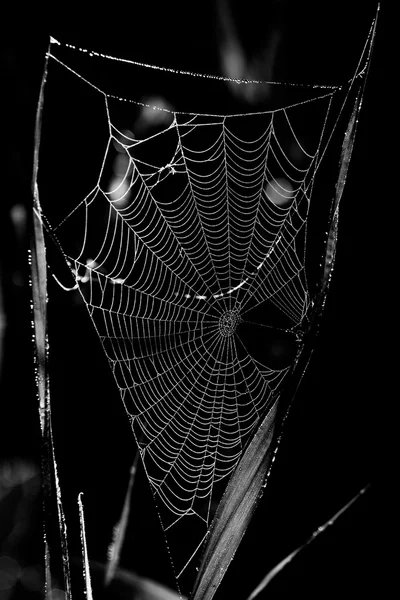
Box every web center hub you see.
[219,310,241,337]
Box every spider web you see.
[36,33,374,586]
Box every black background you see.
[1,2,385,598]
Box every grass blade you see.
[190,15,378,596]
[190,399,279,600]
[78,493,93,600]
[105,453,139,585]
[246,484,371,599]
[31,37,72,600]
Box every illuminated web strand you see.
[50,36,342,90]
[47,52,339,118]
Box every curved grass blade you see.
[190,330,315,600]
[31,37,72,599]
[105,453,140,586]
[246,484,371,599]
[190,399,279,600]
[78,493,93,600]
[190,11,378,598]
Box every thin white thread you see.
[50,36,341,90]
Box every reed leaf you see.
[78,493,93,600]
[190,13,378,594]
[246,484,371,600]
[31,43,72,599]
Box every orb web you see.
[36,34,374,584]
